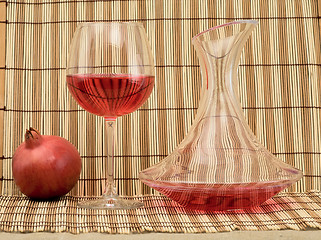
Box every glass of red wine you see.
[66,22,155,209]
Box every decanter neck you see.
[192,21,258,95]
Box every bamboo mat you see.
[0,0,321,234]
[0,191,320,233]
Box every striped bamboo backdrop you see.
[0,0,321,234]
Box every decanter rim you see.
[192,19,258,42]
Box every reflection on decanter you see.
[139,20,302,211]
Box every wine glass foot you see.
[77,196,144,209]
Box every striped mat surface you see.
[0,0,321,233]
[0,192,320,233]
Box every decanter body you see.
[139,21,302,211]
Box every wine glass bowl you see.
[66,73,155,119]
[66,22,155,209]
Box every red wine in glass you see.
[67,73,155,119]
[67,22,155,209]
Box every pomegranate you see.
[12,128,82,199]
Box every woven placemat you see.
[0,0,321,234]
[0,191,320,233]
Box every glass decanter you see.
[139,20,302,211]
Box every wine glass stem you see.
[104,119,118,197]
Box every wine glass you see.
[66,22,155,209]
